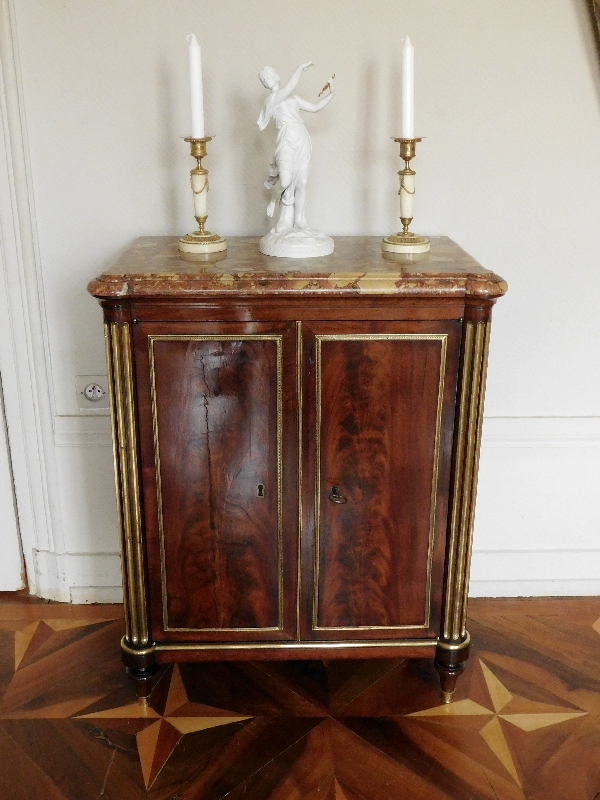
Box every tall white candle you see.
[401,35,414,139]
[187,34,205,138]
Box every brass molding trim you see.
[105,323,149,647]
[442,321,491,642]
[296,321,303,641]
[120,636,156,658]
[436,631,471,652]
[155,638,438,653]
[148,334,285,634]
[312,333,448,632]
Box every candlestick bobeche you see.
[382,137,430,255]
[178,136,227,261]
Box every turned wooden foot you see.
[435,632,470,703]
[120,637,157,702]
[126,665,158,701]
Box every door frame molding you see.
[0,0,65,594]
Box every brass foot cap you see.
[441,690,454,704]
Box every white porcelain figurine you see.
[257,62,335,258]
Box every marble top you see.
[88,237,508,299]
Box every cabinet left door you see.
[133,321,298,643]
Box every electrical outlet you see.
[76,375,110,414]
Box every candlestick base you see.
[178,231,227,260]
[382,232,430,254]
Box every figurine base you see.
[260,228,334,259]
[178,231,227,259]
[382,233,430,254]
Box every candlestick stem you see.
[178,136,227,261]
[382,137,430,255]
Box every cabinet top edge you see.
[88,236,508,300]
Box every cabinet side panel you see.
[151,337,281,632]
[316,335,447,631]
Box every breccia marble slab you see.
[88,236,507,300]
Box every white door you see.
[0,381,24,590]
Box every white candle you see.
[401,35,414,139]
[187,34,205,138]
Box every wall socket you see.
[76,375,110,414]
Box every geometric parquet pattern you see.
[0,598,599,799]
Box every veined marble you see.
[88,237,508,299]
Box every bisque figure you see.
[257,62,335,257]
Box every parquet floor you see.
[0,597,599,799]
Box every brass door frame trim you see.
[105,323,149,647]
[148,334,284,634]
[312,333,448,632]
[155,638,438,653]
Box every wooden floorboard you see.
[0,597,598,799]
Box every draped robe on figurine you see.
[258,95,311,208]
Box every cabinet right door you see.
[300,320,461,641]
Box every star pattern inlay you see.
[1,602,599,799]
[11,618,113,670]
[407,658,587,788]
[76,665,253,789]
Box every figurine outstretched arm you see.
[272,61,313,106]
[296,78,335,113]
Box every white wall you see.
[1,0,599,600]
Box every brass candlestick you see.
[382,137,430,254]
[178,136,227,261]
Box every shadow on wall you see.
[157,58,181,233]
[230,86,271,235]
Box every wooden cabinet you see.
[89,236,506,703]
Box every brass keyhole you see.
[329,485,347,504]
[257,484,265,498]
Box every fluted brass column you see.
[105,322,156,699]
[436,308,492,702]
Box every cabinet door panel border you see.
[313,333,448,632]
[148,334,284,633]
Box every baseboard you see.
[469,548,600,596]
[69,586,123,604]
[33,549,122,603]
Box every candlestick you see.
[382,137,430,254]
[187,34,204,139]
[178,137,227,261]
[401,36,414,139]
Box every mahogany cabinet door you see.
[133,321,298,643]
[300,320,461,641]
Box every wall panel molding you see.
[54,414,600,451]
[52,414,600,600]
[472,415,600,597]
[54,415,111,448]
[482,416,600,448]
